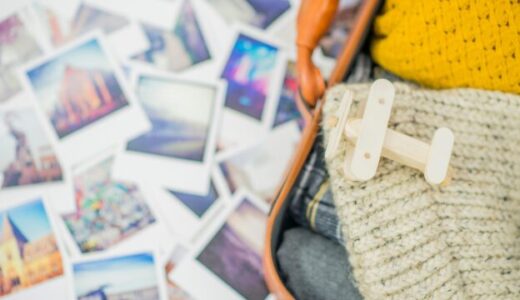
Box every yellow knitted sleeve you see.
[370,0,520,94]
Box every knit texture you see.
[370,0,520,94]
[322,82,520,299]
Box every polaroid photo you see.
[67,250,168,300]
[163,242,195,300]
[271,59,305,129]
[20,32,151,166]
[217,121,301,204]
[31,2,149,60]
[0,96,74,213]
[217,25,286,151]
[129,0,221,79]
[206,0,292,30]
[0,191,69,300]
[144,169,226,242]
[83,0,179,29]
[57,148,172,259]
[0,7,46,103]
[112,70,224,195]
[171,190,269,300]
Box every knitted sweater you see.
[322,83,520,299]
[370,0,520,94]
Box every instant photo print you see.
[0,192,69,300]
[67,250,168,300]
[217,121,301,204]
[31,1,149,61]
[57,149,170,258]
[218,25,285,150]
[0,7,45,103]
[113,70,224,195]
[171,191,269,300]
[0,97,74,213]
[21,32,151,166]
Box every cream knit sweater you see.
[322,83,520,299]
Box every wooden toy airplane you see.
[325,79,455,185]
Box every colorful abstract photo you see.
[0,108,63,188]
[26,38,129,139]
[273,61,303,128]
[72,252,161,300]
[221,34,278,120]
[0,12,43,102]
[134,0,210,71]
[168,181,218,218]
[197,199,267,300]
[208,0,291,29]
[62,157,156,254]
[0,198,64,296]
[319,2,360,58]
[127,76,215,162]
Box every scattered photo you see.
[219,121,301,203]
[113,72,223,195]
[61,155,156,255]
[272,60,303,128]
[23,34,150,165]
[207,0,291,29]
[34,3,128,47]
[133,0,211,72]
[319,0,361,58]
[168,180,219,218]
[70,251,167,300]
[0,10,44,102]
[0,106,63,189]
[196,197,268,300]
[164,244,194,300]
[221,32,278,120]
[0,197,66,298]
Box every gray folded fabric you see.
[277,227,362,300]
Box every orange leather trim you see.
[263,0,381,299]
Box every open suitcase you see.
[263,0,382,298]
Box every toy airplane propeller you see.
[325,79,455,186]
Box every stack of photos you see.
[0,195,68,299]
[0,10,44,103]
[207,0,291,29]
[61,154,157,255]
[69,251,167,300]
[133,0,211,72]
[0,0,348,298]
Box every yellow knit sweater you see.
[371,0,520,94]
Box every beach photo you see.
[272,60,303,128]
[62,156,156,254]
[197,198,268,300]
[134,0,211,72]
[207,0,291,29]
[0,11,44,102]
[128,75,215,161]
[0,107,63,189]
[0,198,64,297]
[221,32,278,121]
[71,252,164,300]
[25,37,129,139]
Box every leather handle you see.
[296,0,339,107]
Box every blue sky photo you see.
[0,198,52,241]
